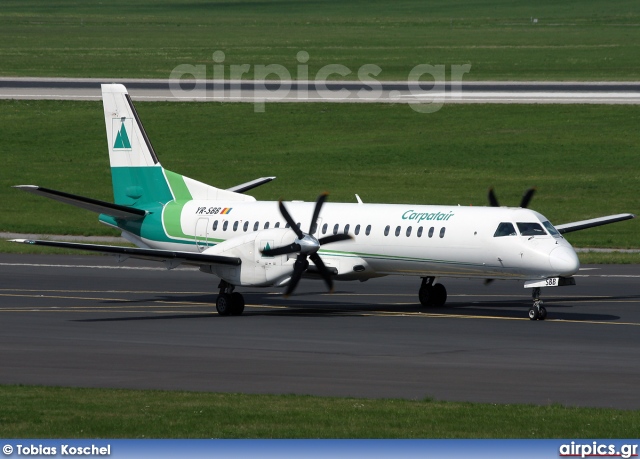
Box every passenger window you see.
[406,226,412,237]
[243,221,249,232]
[212,220,218,231]
[223,221,228,231]
[285,223,290,228]
[417,226,423,238]
[428,227,434,238]
[253,222,259,231]
[264,222,270,229]
[322,223,328,235]
[310,222,317,234]
[384,225,390,236]
[365,225,371,236]
[517,222,546,236]
[395,226,401,237]
[344,224,350,234]
[275,222,280,228]
[494,222,517,237]
[233,221,239,231]
[355,224,361,236]
[439,227,446,238]
[333,224,339,235]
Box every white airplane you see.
[11,84,635,320]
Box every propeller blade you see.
[309,192,328,235]
[261,242,301,257]
[520,187,536,209]
[284,255,309,297]
[318,233,353,246]
[309,253,334,293]
[278,200,304,239]
[488,187,500,207]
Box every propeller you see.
[261,193,352,296]
[488,187,536,208]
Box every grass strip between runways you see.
[1,385,639,438]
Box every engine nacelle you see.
[199,228,297,286]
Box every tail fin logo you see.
[112,118,133,150]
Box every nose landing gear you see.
[528,287,547,321]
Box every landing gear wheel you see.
[216,293,232,316]
[528,307,539,321]
[538,305,547,321]
[419,286,431,307]
[230,292,245,316]
[431,283,447,307]
[418,277,447,307]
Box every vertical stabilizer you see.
[102,84,171,206]
[101,84,255,208]
[102,83,160,168]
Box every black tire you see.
[418,285,431,307]
[538,306,547,321]
[216,293,232,316]
[431,283,447,307]
[230,292,245,316]
[528,307,539,321]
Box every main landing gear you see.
[216,280,245,316]
[419,277,447,307]
[528,287,547,321]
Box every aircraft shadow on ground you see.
[74,291,630,323]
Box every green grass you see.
[1,385,639,438]
[578,251,640,264]
[1,100,637,249]
[1,0,640,80]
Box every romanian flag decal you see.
[220,208,232,215]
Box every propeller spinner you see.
[261,193,352,296]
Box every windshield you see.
[516,222,547,236]
[542,220,560,236]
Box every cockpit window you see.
[494,222,517,237]
[517,222,547,236]
[542,220,560,236]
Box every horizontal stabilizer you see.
[9,239,242,267]
[556,213,635,234]
[13,185,147,219]
[227,176,276,194]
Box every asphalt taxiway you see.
[1,253,639,409]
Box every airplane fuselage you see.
[101,200,580,286]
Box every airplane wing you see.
[14,185,146,220]
[226,176,276,194]
[555,213,635,234]
[9,239,241,268]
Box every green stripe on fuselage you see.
[162,169,193,240]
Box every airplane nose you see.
[549,246,580,276]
